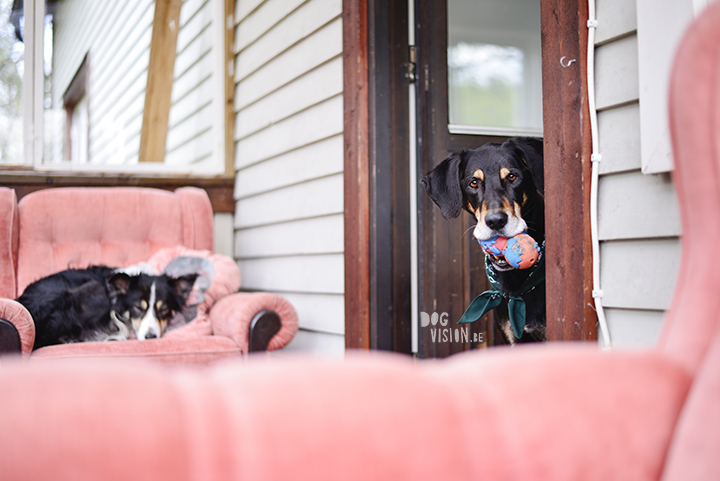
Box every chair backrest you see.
[14,187,214,296]
[657,1,720,376]
[657,3,720,478]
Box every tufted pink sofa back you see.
[14,187,214,296]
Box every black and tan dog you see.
[422,137,545,343]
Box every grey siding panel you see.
[595,0,637,45]
[605,308,665,348]
[595,34,639,110]
[598,170,681,240]
[600,238,681,311]
[235,134,343,199]
[233,0,345,354]
[271,329,345,358]
[598,103,641,174]
[238,254,344,294]
[235,215,343,258]
[234,174,343,229]
[592,4,685,348]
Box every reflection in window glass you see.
[0,0,24,164]
[448,0,542,133]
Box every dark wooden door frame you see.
[343,0,596,352]
[343,0,412,352]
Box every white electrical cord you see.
[586,0,612,349]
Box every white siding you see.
[233,0,344,356]
[50,0,223,171]
[593,0,682,347]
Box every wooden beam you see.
[139,0,183,163]
[224,0,236,177]
[0,173,235,213]
[343,0,371,350]
[540,0,597,341]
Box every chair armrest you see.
[208,292,298,353]
[0,299,35,355]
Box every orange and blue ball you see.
[479,233,540,269]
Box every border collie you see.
[18,266,197,350]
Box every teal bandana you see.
[458,244,545,339]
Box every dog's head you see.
[422,137,544,270]
[107,273,197,340]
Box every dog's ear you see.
[107,273,131,296]
[421,151,465,219]
[510,137,544,196]
[168,274,198,302]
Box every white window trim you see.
[20,0,228,177]
[636,0,717,174]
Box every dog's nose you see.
[144,332,158,339]
[485,212,508,231]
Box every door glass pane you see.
[447,0,542,134]
[0,0,24,164]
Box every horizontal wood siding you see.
[593,0,682,347]
[51,0,222,170]
[233,0,344,356]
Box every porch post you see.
[541,0,598,341]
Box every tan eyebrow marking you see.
[473,169,484,181]
[500,167,511,180]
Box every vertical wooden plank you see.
[540,0,597,341]
[415,0,470,357]
[224,0,236,177]
[139,0,183,163]
[343,0,371,349]
[367,0,412,353]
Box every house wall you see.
[51,0,222,171]
[232,0,345,356]
[592,0,711,347]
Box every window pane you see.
[0,0,24,164]
[447,0,542,133]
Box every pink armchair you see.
[0,3,719,480]
[0,186,298,363]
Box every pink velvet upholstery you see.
[0,187,18,299]
[0,4,719,480]
[0,186,298,361]
[0,348,692,481]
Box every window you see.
[447,0,542,136]
[1,0,229,176]
[0,0,24,165]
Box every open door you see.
[414,0,543,357]
[343,0,595,356]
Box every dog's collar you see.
[458,241,545,340]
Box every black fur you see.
[18,266,197,350]
[422,137,546,344]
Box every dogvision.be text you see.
[420,312,484,344]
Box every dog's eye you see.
[469,178,479,188]
[507,173,517,182]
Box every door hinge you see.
[405,45,417,82]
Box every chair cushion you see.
[143,247,242,339]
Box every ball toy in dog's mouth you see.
[478,233,540,269]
